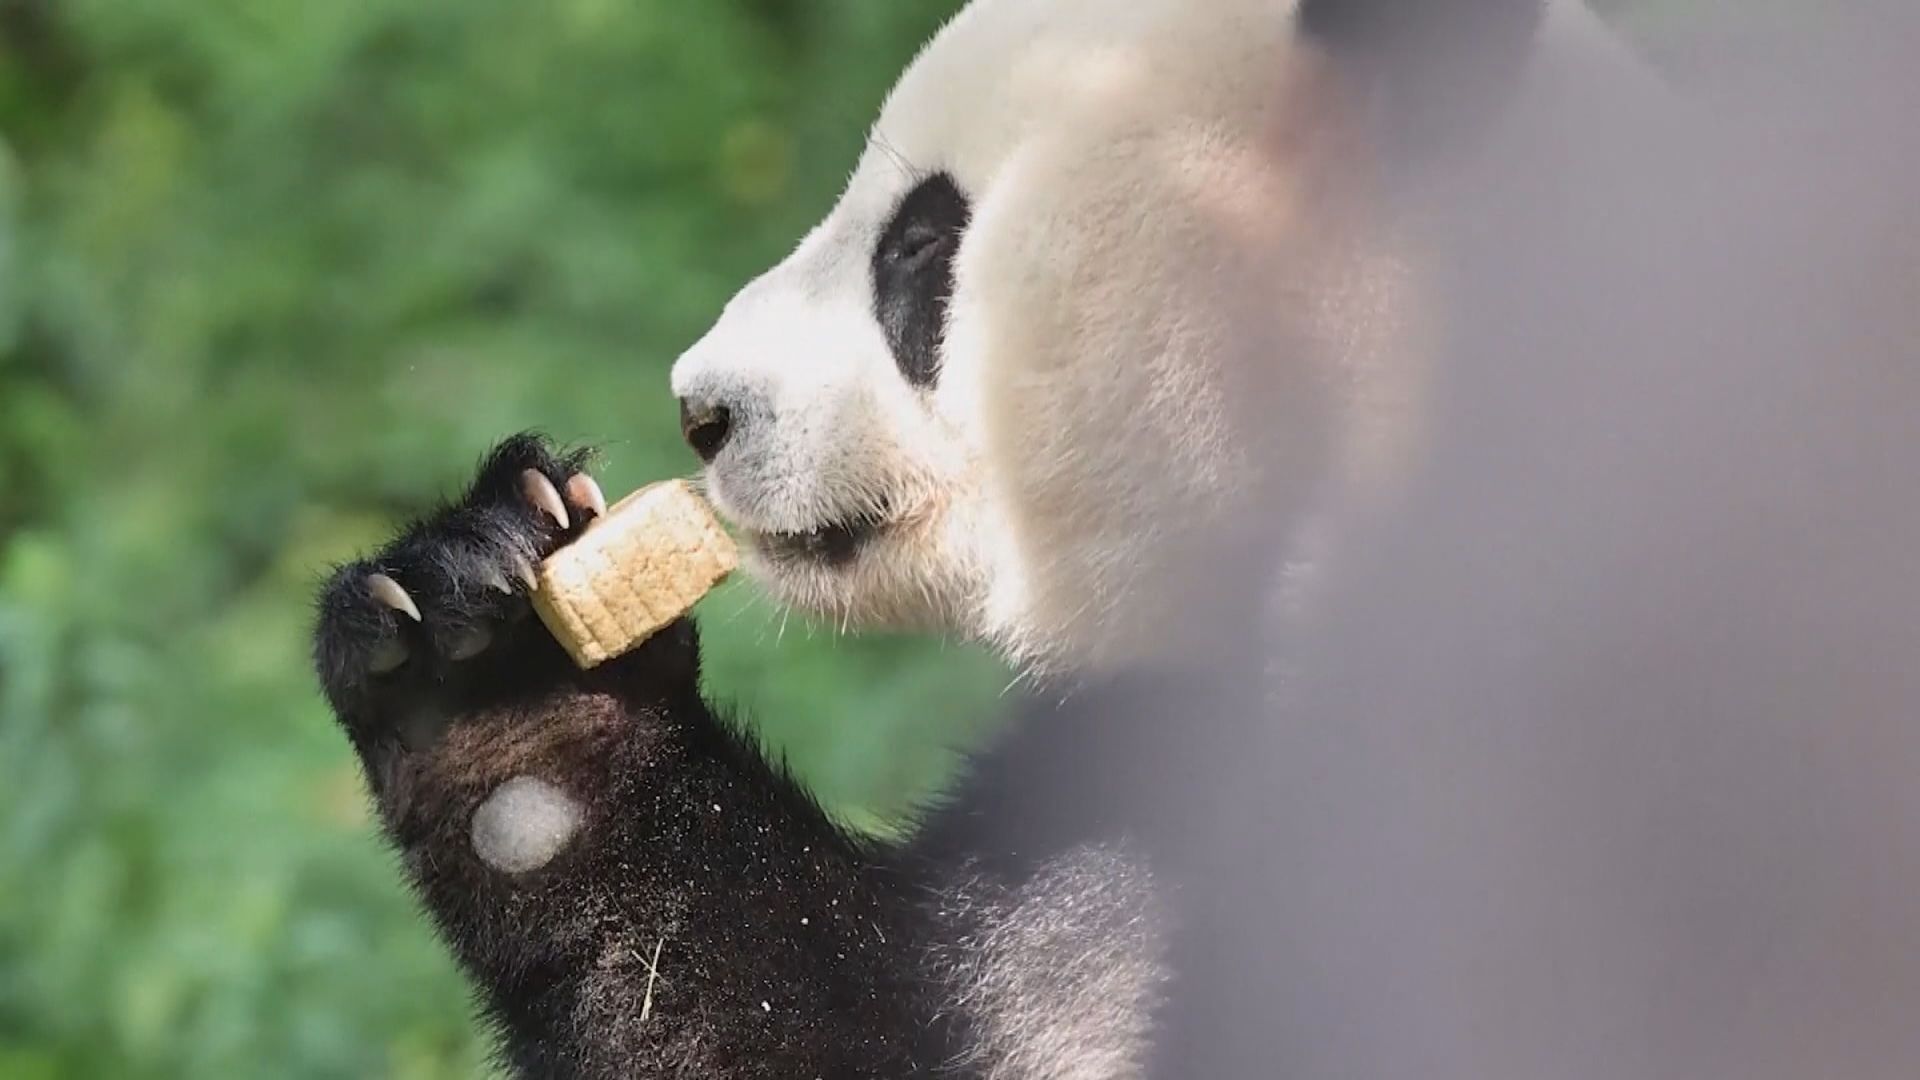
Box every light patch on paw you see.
[470,776,583,874]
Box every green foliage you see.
[0,1,991,1075]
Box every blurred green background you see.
[0,2,995,1075]
[0,1,1761,1076]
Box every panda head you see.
[671,0,1544,677]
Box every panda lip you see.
[759,508,891,568]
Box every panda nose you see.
[678,396,734,463]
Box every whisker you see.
[871,132,921,180]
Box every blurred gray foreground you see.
[1172,4,1920,1077]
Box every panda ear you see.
[1299,0,1545,165]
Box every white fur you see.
[674,0,1422,675]
[673,0,1655,678]
[471,776,583,874]
[938,847,1166,1080]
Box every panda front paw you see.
[313,433,607,729]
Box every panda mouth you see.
[758,508,892,568]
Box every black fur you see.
[313,435,988,1078]
[914,669,1243,882]
[915,651,1273,1079]
[871,172,970,388]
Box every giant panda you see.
[312,1,1664,1076]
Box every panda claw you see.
[513,554,539,591]
[522,469,570,530]
[566,473,608,520]
[367,573,423,622]
[486,568,515,595]
[447,625,493,661]
[369,637,409,675]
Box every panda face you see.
[667,138,989,631]
[667,7,1033,635]
[673,0,1418,669]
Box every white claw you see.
[512,554,539,591]
[521,469,570,530]
[369,637,409,675]
[366,573,422,622]
[566,473,608,520]
[447,625,493,661]
[486,568,515,595]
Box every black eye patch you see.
[871,172,971,388]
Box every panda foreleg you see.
[311,434,968,1078]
